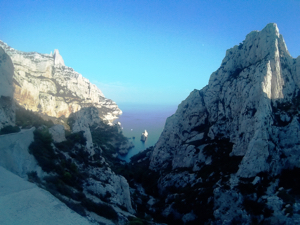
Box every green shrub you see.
[16,105,54,128]
[127,217,146,225]
[243,198,273,217]
[55,131,86,152]
[278,190,295,204]
[279,167,300,195]
[65,202,86,217]
[237,182,256,195]
[27,171,41,183]
[81,197,118,221]
[0,125,21,135]
[29,128,56,173]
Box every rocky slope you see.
[0,40,121,124]
[147,23,300,224]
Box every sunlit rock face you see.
[0,41,121,124]
[141,130,148,142]
[149,23,300,224]
[0,47,15,129]
[151,23,300,177]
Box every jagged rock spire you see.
[150,23,300,176]
[148,22,300,225]
[53,49,65,66]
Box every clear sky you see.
[1,0,299,105]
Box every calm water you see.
[116,104,177,162]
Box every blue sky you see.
[1,0,299,105]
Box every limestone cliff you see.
[148,23,300,224]
[0,44,135,224]
[0,41,121,124]
[0,47,15,129]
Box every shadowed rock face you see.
[0,41,121,124]
[148,23,300,224]
[0,47,15,129]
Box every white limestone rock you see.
[0,47,15,129]
[53,49,65,66]
[148,23,300,224]
[0,47,14,98]
[141,130,148,142]
[70,107,103,154]
[0,41,122,124]
[49,124,66,143]
[86,167,135,214]
[150,23,300,176]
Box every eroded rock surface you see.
[0,47,15,129]
[148,23,300,224]
[0,41,121,124]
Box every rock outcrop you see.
[148,23,300,224]
[0,47,15,129]
[0,41,121,125]
[49,124,66,143]
[141,130,148,142]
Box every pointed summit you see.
[53,49,65,66]
[148,23,300,224]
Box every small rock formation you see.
[85,168,135,214]
[141,130,148,142]
[49,124,66,143]
[53,49,65,66]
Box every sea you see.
[115,104,177,162]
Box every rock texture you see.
[0,41,121,124]
[49,124,66,143]
[0,128,42,178]
[85,167,134,214]
[0,43,136,224]
[148,23,300,224]
[0,47,15,129]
